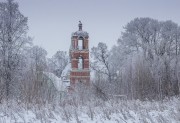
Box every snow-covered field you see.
[0,97,180,123]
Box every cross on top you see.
[78,21,82,31]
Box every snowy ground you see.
[0,97,180,123]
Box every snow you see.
[72,31,89,38]
[42,63,71,92]
[43,72,70,92]
[61,63,71,77]
[0,97,180,123]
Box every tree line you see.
[91,18,180,100]
[0,0,68,103]
[0,0,179,104]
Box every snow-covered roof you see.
[72,21,89,38]
[43,72,70,92]
[72,31,89,38]
[61,63,71,77]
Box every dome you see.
[72,31,89,38]
[71,21,89,38]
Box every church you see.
[43,22,90,92]
[69,22,90,86]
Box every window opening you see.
[78,57,83,69]
[78,39,83,50]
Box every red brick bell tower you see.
[69,21,90,86]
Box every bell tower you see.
[69,21,90,85]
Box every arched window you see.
[78,57,83,69]
[78,37,84,50]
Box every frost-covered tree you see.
[48,51,68,78]
[110,17,180,99]
[91,18,180,100]
[0,0,30,98]
[20,46,59,103]
[29,46,47,73]
[91,42,113,82]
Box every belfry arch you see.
[77,37,84,50]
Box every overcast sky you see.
[3,0,180,57]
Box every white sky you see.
[2,0,180,57]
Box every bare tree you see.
[91,42,112,83]
[29,46,47,73]
[0,0,30,99]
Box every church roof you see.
[72,31,89,38]
[43,72,70,92]
[71,21,89,38]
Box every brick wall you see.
[70,36,90,85]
